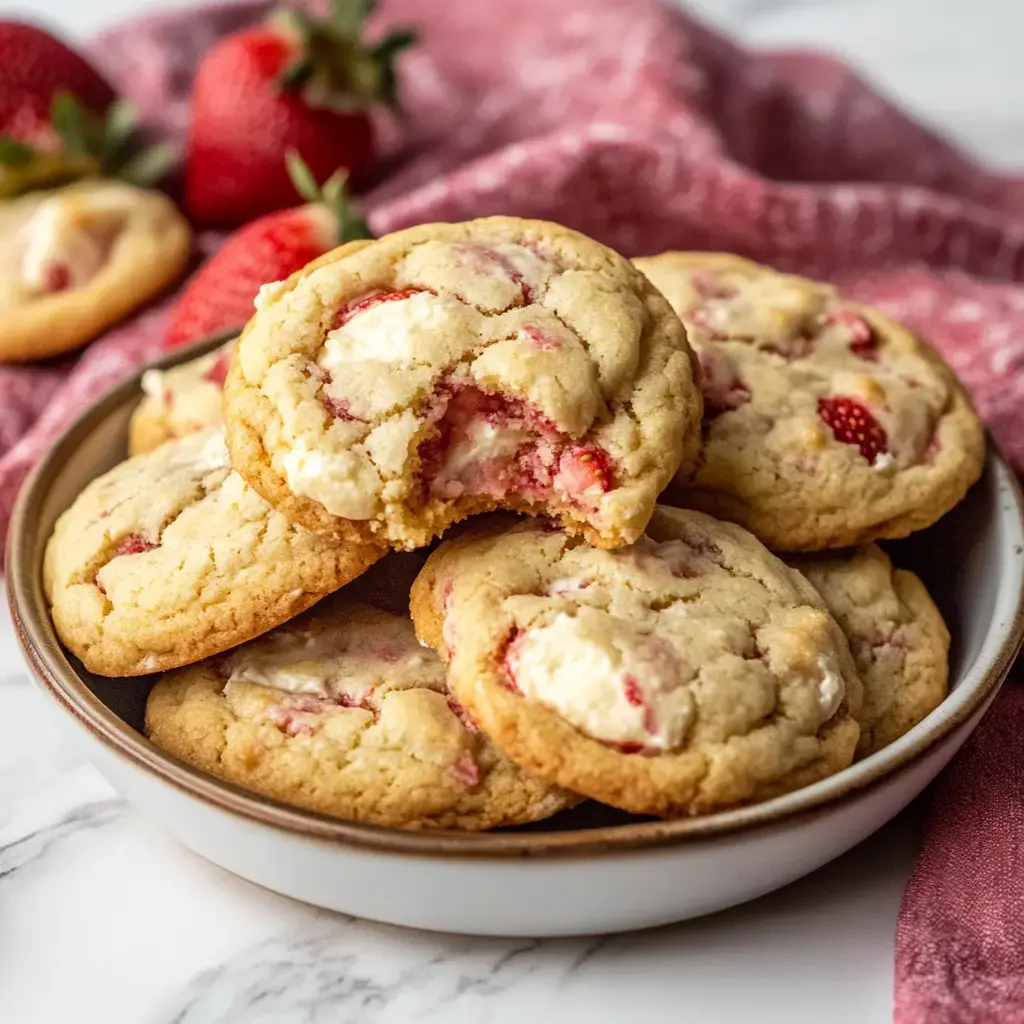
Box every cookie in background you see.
[634,252,984,552]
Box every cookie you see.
[146,593,576,830]
[789,544,949,756]
[224,217,701,551]
[633,252,984,551]
[0,180,192,362]
[410,509,862,818]
[129,341,233,456]
[44,431,385,676]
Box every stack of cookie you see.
[44,219,983,829]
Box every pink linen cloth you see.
[1,2,1023,1018]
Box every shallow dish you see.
[8,334,1024,937]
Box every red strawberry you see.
[555,444,615,497]
[817,396,889,464]
[827,309,876,360]
[0,22,114,185]
[185,0,417,225]
[164,156,373,351]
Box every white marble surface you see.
[0,578,919,1023]
[1,0,1020,1020]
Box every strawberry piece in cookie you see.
[818,396,889,465]
[226,217,702,549]
[634,252,984,552]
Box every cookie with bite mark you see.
[224,217,702,551]
[633,252,984,552]
[410,509,862,818]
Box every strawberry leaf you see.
[51,91,91,157]
[370,29,418,109]
[331,0,375,35]
[285,149,322,204]
[0,135,35,167]
[285,152,373,242]
[117,142,177,187]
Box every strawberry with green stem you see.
[165,153,374,351]
[0,91,175,197]
[185,0,417,225]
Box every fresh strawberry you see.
[185,0,417,225]
[817,396,889,464]
[0,88,175,198]
[0,21,114,194]
[164,155,373,350]
[827,309,876,360]
[555,444,615,497]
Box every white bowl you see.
[8,337,1024,937]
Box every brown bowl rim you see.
[7,333,1024,860]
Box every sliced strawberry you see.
[451,754,481,787]
[43,263,70,293]
[499,627,525,695]
[554,444,614,497]
[522,324,561,350]
[446,697,480,733]
[622,674,658,736]
[113,533,156,557]
[818,396,889,464]
[333,288,423,328]
[698,347,750,421]
[688,270,736,300]
[202,348,232,387]
[827,309,876,360]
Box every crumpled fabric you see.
[2,4,1024,1018]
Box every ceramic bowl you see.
[8,335,1024,937]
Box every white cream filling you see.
[509,607,693,750]
[816,654,845,718]
[19,198,108,293]
[431,420,528,496]
[229,622,437,701]
[281,445,382,520]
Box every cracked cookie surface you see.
[129,340,234,455]
[633,252,984,551]
[44,431,385,676]
[789,544,949,756]
[146,593,575,830]
[0,181,191,362]
[225,217,701,550]
[410,509,862,817]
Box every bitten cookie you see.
[0,180,192,362]
[789,544,949,756]
[410,509,862,817]
[633,252,984,551]
[44,431,385,676]
[146,595,576,830]
[225,217,701,550]
[129,341,234,455]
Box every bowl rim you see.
[8,333,1024,860]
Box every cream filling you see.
[817,654,846,718]
[228,622,439,702]
[18,189,135,294]
[431,420,529,497]
[509,607,694,750]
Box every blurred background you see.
[8,0,1022,170]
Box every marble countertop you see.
[0,579,918,1023]
[3,0,1020,1020]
